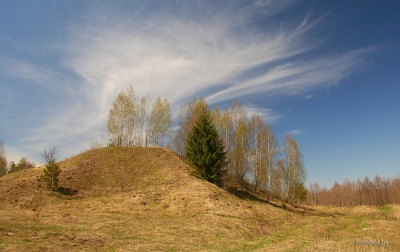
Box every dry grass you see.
[0,147,399,251]
[262,205,400,252]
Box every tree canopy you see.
[8,157,35,174]
[107,86,172,147]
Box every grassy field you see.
[0,147,399,251]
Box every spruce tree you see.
[186,109,226,184]
[43,161,61,192]
[42,146,61,193]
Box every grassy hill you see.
[0,147,399,251]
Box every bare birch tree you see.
[125,86,138,147]
[362,176,373,207]
[229,101,248,180]
[172,97,208,155]
[107,90,134,146]
[149,97,172,147]
[284,134,306,204]
[273,158,286,199]
[133,94,153,147]
[211,106,223,138]
[262,125,278,202]
[248,114,265,191]
[221,108,233,174]
[309,182,321,205]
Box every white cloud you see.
[206,47,375,103]
[61,2,334,110]
[287,129,306,136]
[243,104,281,124]
[1,1,374,159]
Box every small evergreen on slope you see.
[42,146,61,193]
[186,109,226,185]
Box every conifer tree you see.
[186,109,226,185]
[42,146,61,193]
[8,162,17,173]
[173,97,208,156]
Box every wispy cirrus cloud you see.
[61,1,328,110]
[1,0,374,159]
[243,104,281,124]
[59,1,373,114]
[287,129,306,136]
[206,47,375,103]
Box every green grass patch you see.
[379,206,393,212]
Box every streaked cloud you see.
[1,1,374,160]
[243,104,281,124]
[287,129,306,136]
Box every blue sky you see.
[1,0,399,188]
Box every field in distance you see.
[0,147,399,251]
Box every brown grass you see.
[0,147,399,251]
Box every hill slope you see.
[57,147,275,218]
[0,147,286,251]
[0,147,399,251]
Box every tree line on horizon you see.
[306,174,400,207]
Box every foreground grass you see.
[0,194,268,251]
[258,205,400,251]
[1,196,399,251]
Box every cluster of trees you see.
[0,141,7,176]
[170,98,306,204]
[306,174,400,207]
[106,91,307,203]
[8,158,36,174]
[107,86,172,147]
[0,141,61,192]
[0,141,36,176]
[4,90,308,203]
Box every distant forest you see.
[306,175,400,207]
